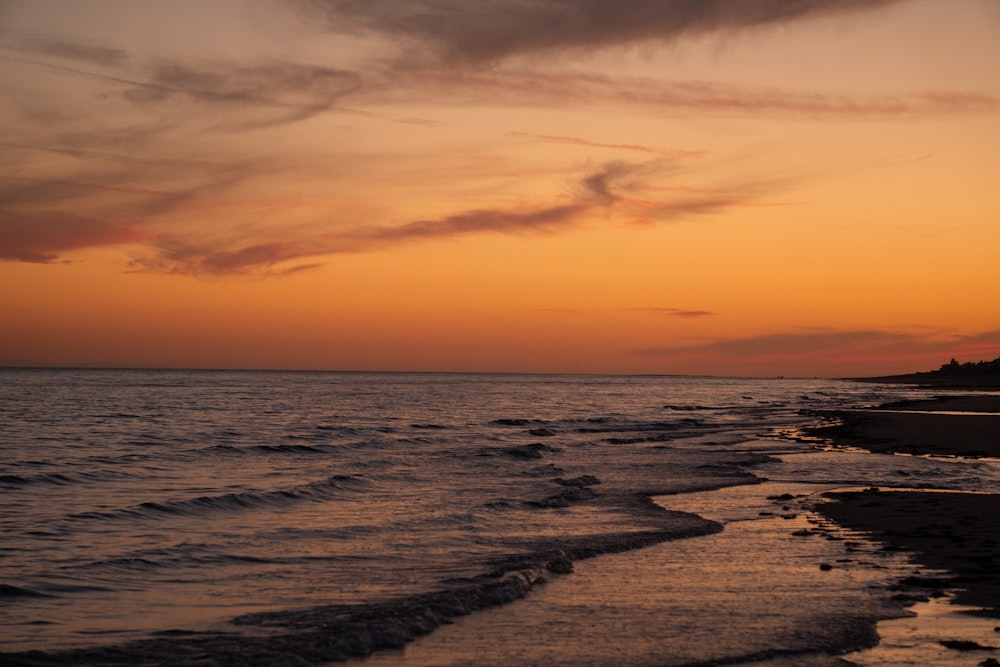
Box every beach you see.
[810,395,1000,617]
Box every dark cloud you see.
[0,211,150,263]
[0,142,261,267]
[299,0,908,64]
[141,240,308,276]
[579,161,645,203]
[628,307,714,318]
[16,36,128,66]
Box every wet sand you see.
[818,489,1000,615]
[810,396,1000,617]
[809,396,1000,458]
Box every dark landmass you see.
[817,489,1000,616]
[850,356,1000,388]
[876,395,1000,414]
[808,404,1000,458]
[809,394,1000,617]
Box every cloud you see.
[510,132,706,158]
[0,211,150,263]
[134,202,591,276]
[5,1,991,281]
[372,67,1000,118]
[364,203,590,242]
[1,53,363,127]
[130,60,363,124]
[15,36,128,67]
[298,0,909,64]
[132,201,596,276]
[627,307,714,318]
[138,240,308,276]
[578,160,649,203]
[629,329,1000,376]
[124,159,764,275]
[635,329,1000,364]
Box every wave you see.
[489,415,711,443]
[65,475,369,523]
[664,404,726,411]
[0,582,113,600]
[312,423,399,436]
[575,418,703,434]
[5,510,722,666]
[489,418,548,426]
[488,443,560,460]
[0,469,136,487]
[0,583,54,598]
[255,443,336,454]
[75,551,379,574]
[195,441,376,456]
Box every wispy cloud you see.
[123,159,766,275]
[1,52,363,128]
[133,202,591,276]
[510,133,707,158]
[10,41,994,125]
[124,162,633,275]
[372,68,1000,118]
[129,60,363,125]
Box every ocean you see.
[2,369,997,666]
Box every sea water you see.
[1,370,997,665]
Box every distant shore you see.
[808,395,1000,617]
[848,364,1000,389]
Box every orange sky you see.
[1,0,999,376]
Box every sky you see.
[1,0,998,376]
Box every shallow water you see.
[359,482,915,667]
[0,370,992,664]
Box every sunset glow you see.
[2,0,998,375]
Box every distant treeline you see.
[853,355,1000,386]
[934,356,1000,375]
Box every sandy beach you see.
[809,395,1000,617]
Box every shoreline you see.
[807,395,1000,618]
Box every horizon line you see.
[0,364,828,380]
